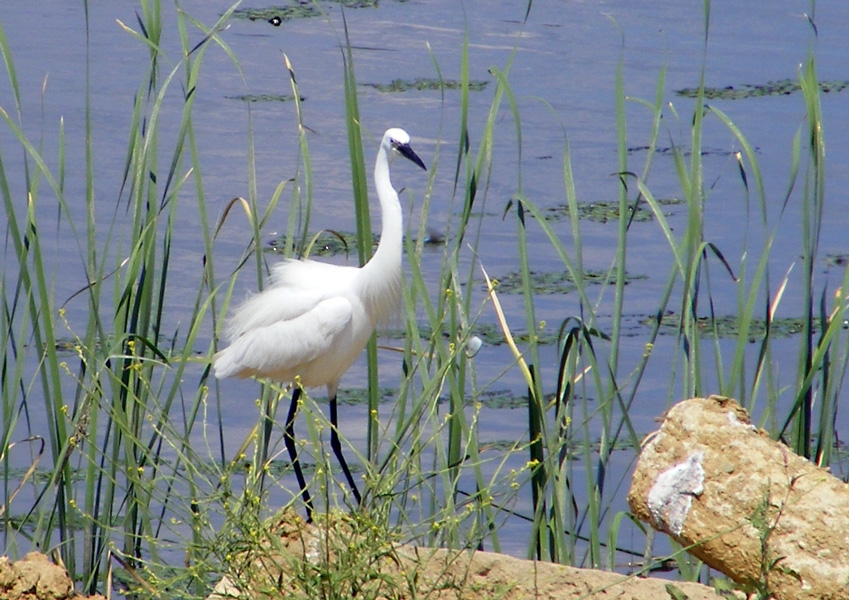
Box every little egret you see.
[213,128,426,517]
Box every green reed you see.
[0,0,244,593]
[2,0,848,597]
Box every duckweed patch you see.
[491,270,646,295]
[648,312,812,340]
[473,389,528,410]
[363,78,490,93]
[334,386,398,406]
[385,322,560,348]
[477,439,525,452]
[233,5,322,24]
[446,389,558,411]
[541,198,682,223]
[628,145,752,157]
[6,466,87,486]
[470,322,561,347]
[264,458,319,477]
[676,78,849,100]
[268,229,444,257]
[267,230,378,258]
[233,1,408,26]
[226,93,304,103]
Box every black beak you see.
[395,142,427,171]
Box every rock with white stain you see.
[628,396,849,600]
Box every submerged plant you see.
[364,78,490,93]
[676,77,849,100]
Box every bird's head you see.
[384,128,427,171]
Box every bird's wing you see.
[270,258,358,291]
[213,295,354,380]
[223,286,324,341]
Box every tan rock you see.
[0,552,73,600]
[628,395,849,599]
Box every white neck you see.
[359,145,403,325]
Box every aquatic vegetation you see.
[647,312,811,340]
[469,322,561,346]
[628,144,754,157]
[540,198,682,223]
[225,93,305,103]
[233,4,323,24]
[3,0,847,597]
[676,78,849,100]
[268,230,376,257]
[363,78,490,93]
[233,0,409,25]
[268,229,444,257]
[491,269,646,295]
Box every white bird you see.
[213,128,426,517]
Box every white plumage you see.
[213,128,426,514]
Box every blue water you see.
[2,0,848,587]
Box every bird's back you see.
[213,127,420,390]
[213,258,384,388]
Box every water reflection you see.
[1,0,848,582]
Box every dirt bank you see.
[208,511,738,599]
[3,530,734,600]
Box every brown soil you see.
[0,552,104,600]
[208,511,739,600]
[2,514,738,600]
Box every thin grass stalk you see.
[815,285,849,467]
[96,3,222,579]
[285,54,312,260]
[248,52,316,502]
[452,46,530,552]
[605,62,666,424]
[0,0,231,590]
[428,34,493,544]
[183,14,250,585]
[0,117,72,569]
[0,73,75,546]
[390,50,460,528]
[79,2,99,576]
[441,36,476,515]
[449,41,510,548]
[0,24,36,554]
[340,17,381,465]
[554,325,579,561]
[611,30,628,376]
[702,107,771,405]
[794,49,825,459]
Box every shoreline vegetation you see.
[2,1,846,598]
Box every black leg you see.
[284,387,314,520]
[329,394,362,504]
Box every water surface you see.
[2,0,848,576]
